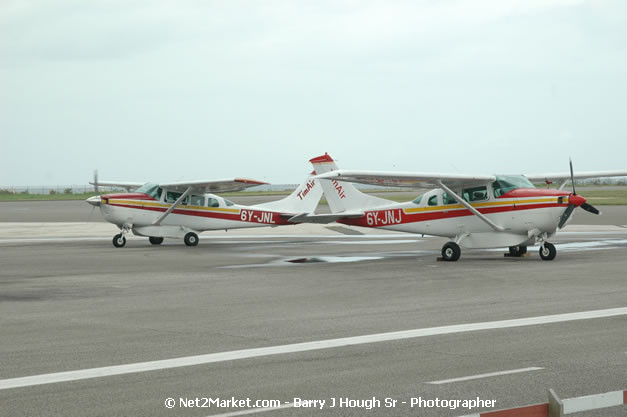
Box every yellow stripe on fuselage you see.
[403,197,564,214]
[107,199,241,214]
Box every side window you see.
[207,198,220,208]
[190,195,204,206]
[166,191,181,203]
[428,195,438,206]
[463,186,488,202]
[166,191,190,205]
[442,192,457,205]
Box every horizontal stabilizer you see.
[286,212,364,224]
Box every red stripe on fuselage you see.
[107,202,292,225]
[339,202,563,227]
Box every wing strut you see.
[153,187,192,226]
[436,181,505,232]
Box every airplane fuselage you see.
[97,192,292,239]
[337,188,574,248]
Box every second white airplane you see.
[306,153,627,261]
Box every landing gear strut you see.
[112,224,131,248]
[112,234,126,248]
[539,242,556,261]
[441,242,461,262]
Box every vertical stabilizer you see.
[254,176,322,213]
[309,153,392,213]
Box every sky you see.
[1,0,626,186]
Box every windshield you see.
[412,194,423,205]
[136,183,162,199]
[492,175,535,197]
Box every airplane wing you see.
[526,170,627,184]
[89,181,144,192]
[159,178,268,193]
[313,170,496,189]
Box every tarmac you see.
[0,200,626,417]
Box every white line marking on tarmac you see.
[207,403,294,417]
[426,367,544,384]
[0,307,625,391]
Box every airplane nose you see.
[86,196,101,207]
[569,194,586,207]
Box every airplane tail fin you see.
[254,175,322,214]
[309,153,392,213]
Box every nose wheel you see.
[112,224,131,248]
[539,242,556,260]
[112,234,126,248]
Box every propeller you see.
[558,159,600,228]
[580,202,600,215]
[93,169,99,195]
[86,169,101,219]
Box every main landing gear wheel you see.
[539,242,556,261]
[508,245,527,257]
[112,234,126,248]
[441,242,461,262]
[149,236,164,245]
[184,232,199,247]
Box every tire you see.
[184,232,199,247]
[149,236,164,245]
[112,234,126,248]
[441,242,461,262]
[539,242,556,261]
[509,245,527,257]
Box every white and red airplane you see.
[86,174,321,247]
[305,153,627,261]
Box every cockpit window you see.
[224,199,235,206]
[492,175,535,197]
[136,183,162,200]
[442,192,457,205]
[412,194,423,205]
[166,191,189,204]
[463,185,488,202]
[428,195,438,206]
[207,198,220,208]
